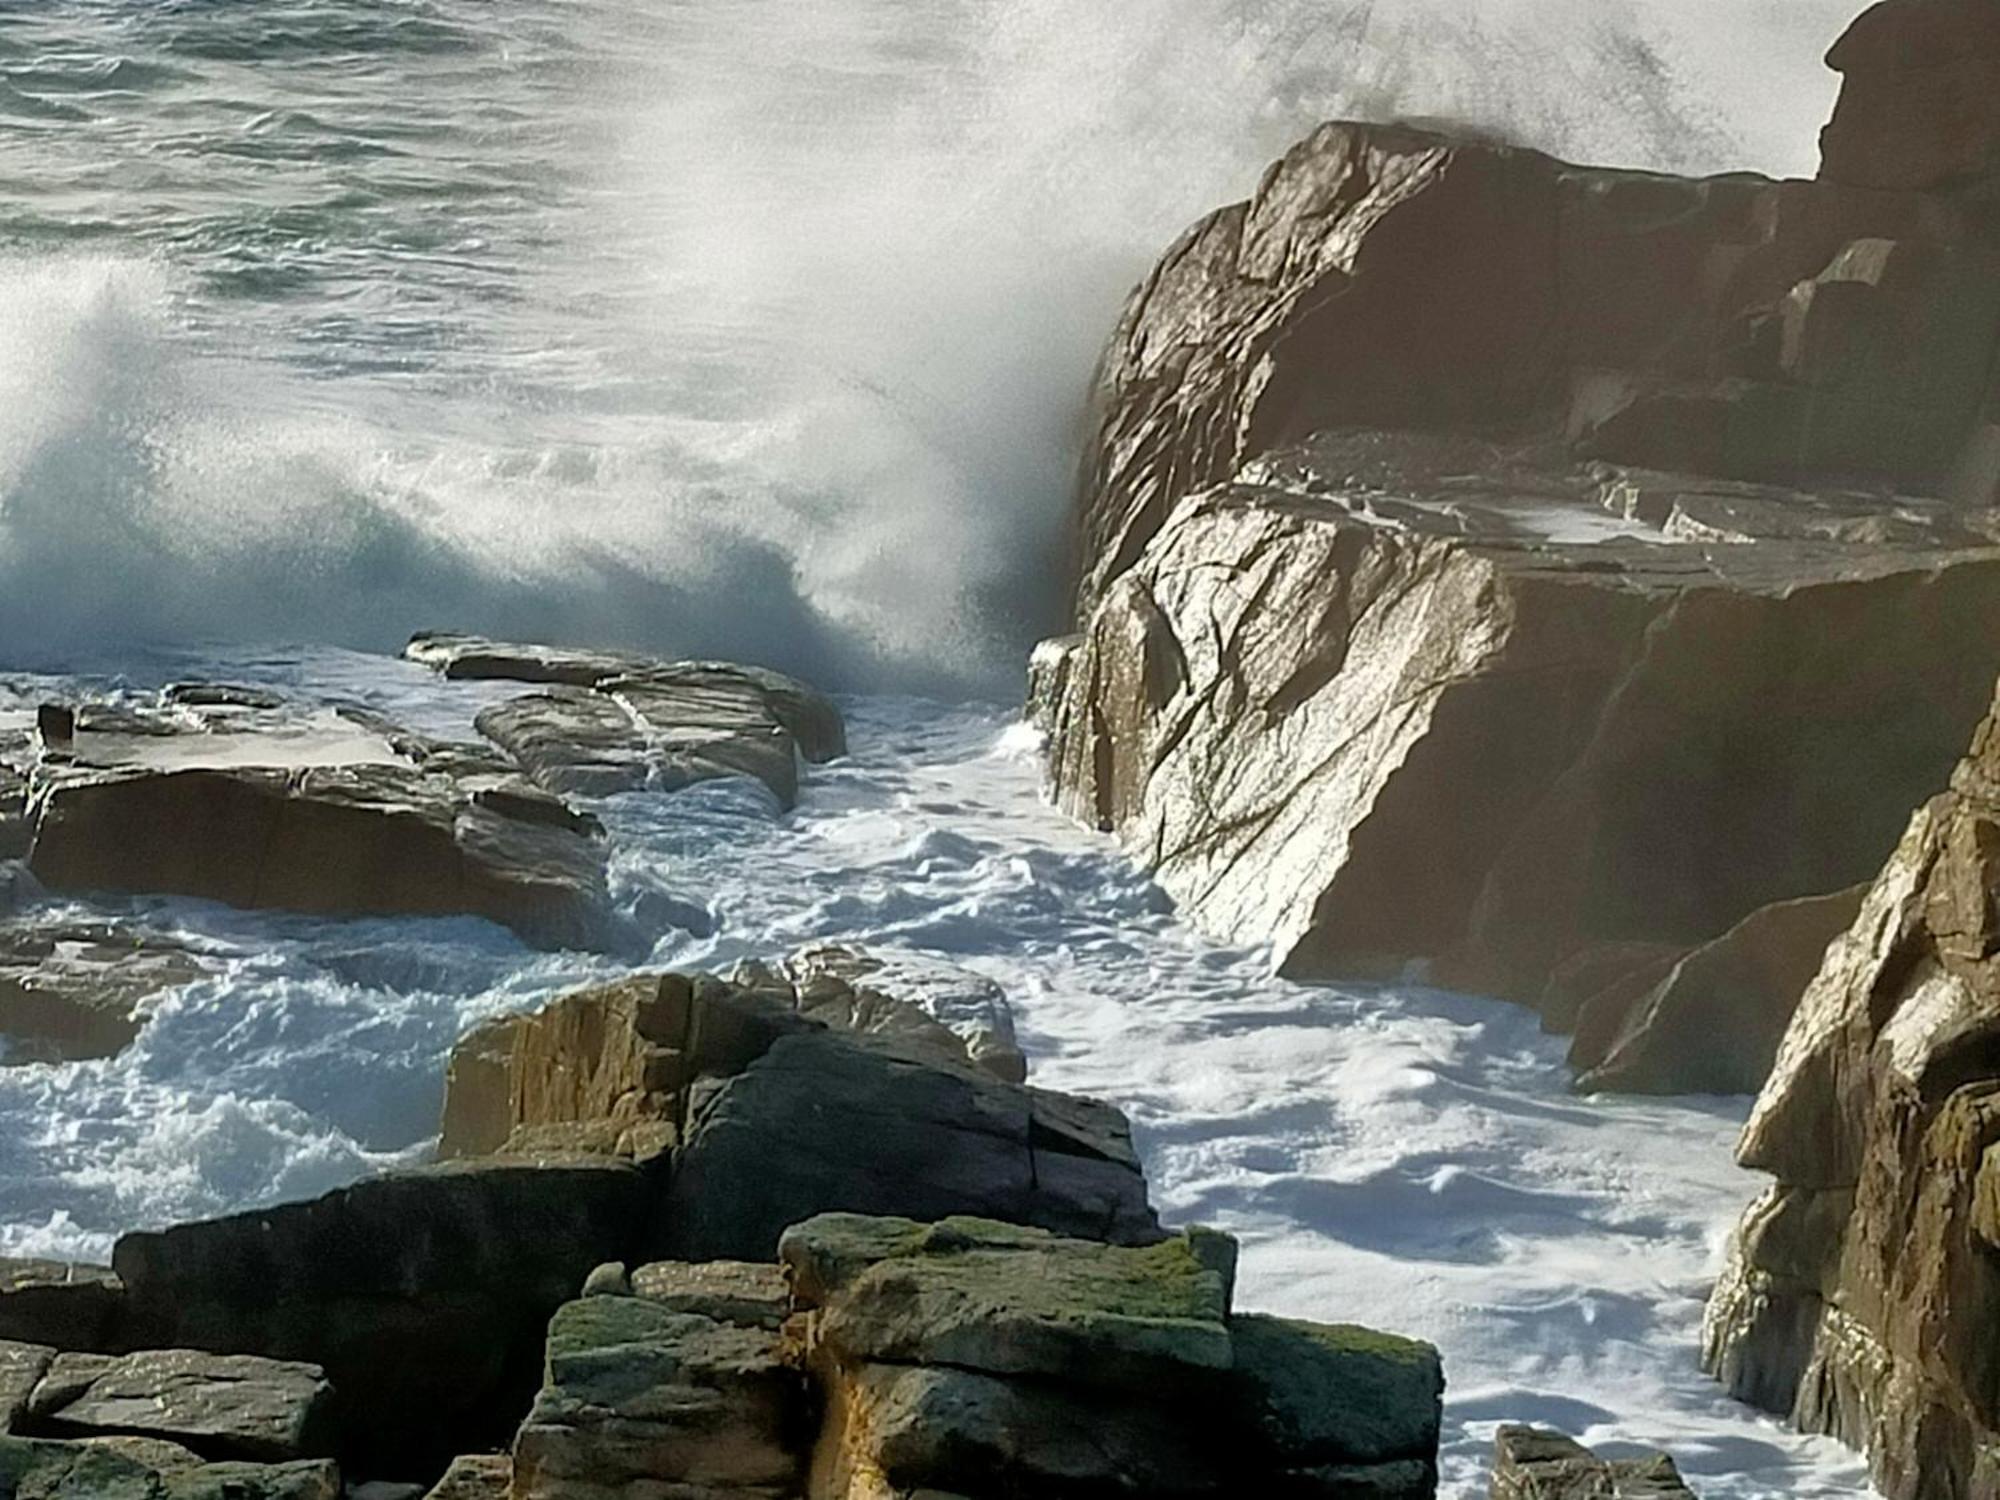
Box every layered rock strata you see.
[405,633,845,808]
[1703,679,2000,1499]
[1041,41,2000,1078]
[520,1214,1445,1500]
[0,923,206,1065]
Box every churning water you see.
[2,0,1855,694]
[0,3,1882,1494]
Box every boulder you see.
[0,1434,338,1500]
[1571,886,1867,1095]
[405,633,846,808]
[659,1028,1156,1262]
[0,922,207,1065]
[510,1285,805,1500]
[22,690,609,951]
[1818,0,2000,195]
[1042,427,2000,1021]
[19,1349,332,1464]
[107,1159,647,1475]
[1702,678,2000,1498]
[0,1343,49,1432]
[1489,1427,1694,1498]
[435,970,1147,1261]
[785,1212,1443,1499]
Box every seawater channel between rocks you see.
[0,642,1867,1500]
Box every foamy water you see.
[0,3,1884,1494]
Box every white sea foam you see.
[0,654,1872,1496]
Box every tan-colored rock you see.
[0,922,206,1066]
[421,1453,510,1500]
[1703,678,2000,1499]
[1042,427,2000,1015]
[1490,1426,1695,1498]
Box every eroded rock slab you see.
[1702,677,2000,1499]
[786,1212,1443,1500]
[22,1349,333,1465]
[0,1434,338,1500]
[0,923,207,1066]
[22,687,610,951]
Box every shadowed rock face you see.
[1703,680,2000,1500]
[406,632,846,809]
[1819,0,2000,195]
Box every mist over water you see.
[0,0,1861,694]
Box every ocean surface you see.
[0,2,1883,1496]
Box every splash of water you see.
[0,0,1859,692]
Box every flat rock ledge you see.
[1040,2,2000,1097]
[1702,672,2000,1500]
[405,632,845,808]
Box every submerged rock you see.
[1702,677,2000,1498]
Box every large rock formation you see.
[436,968,1156,1260]
[1039,21,2000,1083]
[517,1214,1445,1500]
[1818,0,2000,197]
[1703,678,2000,1499]
[0,922,206,1065]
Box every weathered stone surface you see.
[789,1213,1442,1500]
[661,1029,1156,1262]
[629,1262,791,1331]
[421,1454,509,1500]
[1819,0,2000,195]
[784,1215,1232,1387]
[1490,1426,1695,1498]
[0,923,206,1066]
[1703,678,2000,1498]
[437,968,1144,1262]
[1044,427,2000,1016]
[406,632,845,809]
[0,1343,49,1432]
[1075,119,1987,618]
[0,1262,123,1354]
[0,1434,339,1500]
[22,691,609,951]
[511,1290,804,1500]
[1572,886,1867,1096]
[108,1159,646,1475]
[738,945,1025,1083]
[21,1350,332,1464]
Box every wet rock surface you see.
[0,922,207,1066]
[1489,1426,1695,1498]
[22,685,612,951]
[407,632,846,809]
[1043,81,2000,1087]
[1703,678,2000,1499]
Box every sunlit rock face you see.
[1040,68,2000,1064]
[1704,679,2000,1500]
